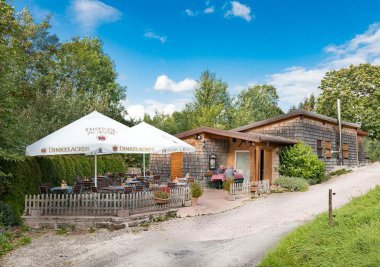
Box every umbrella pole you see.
[94,153,98,188]
[143,153,145,176]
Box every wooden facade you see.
[150,110,368,181]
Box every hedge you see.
[0,155,126,218]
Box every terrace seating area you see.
[39,172,196,196]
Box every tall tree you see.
[0,4,127,155]
[317,64,380,140]
[232,84,283,128]
[186,70,233,129]
[289,93,317,112]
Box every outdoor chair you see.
[153,175,161,184]
[73,185,82,194]
[135,185,144,193]
[39,185,49,194]
[168,182,176,189]
[82,181,92,191]
[91,186,98,193]
[144,182,150,189]
[123,186,133,194]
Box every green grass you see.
[259,186,380,267]
[0,227,32,256]
[329,168,353,176]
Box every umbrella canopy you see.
[130,122,196,154]
[25,111,139,156]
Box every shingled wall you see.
[150,135,229,179]
[243,116,361,171]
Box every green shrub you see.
[273,176,309,192]
[222,178,235,191]
[280,142,325,182]
[0,202,21,227]
[190,182,204,198]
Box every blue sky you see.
[13,0,380,119]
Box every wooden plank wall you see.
[170,152,183,179]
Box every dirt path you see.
[2,163,380,267]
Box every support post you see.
[143,153,146,177]
[329,189,333,226]
[94,153,98,188]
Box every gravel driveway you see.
[2,163,380,267]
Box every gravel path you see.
[2,163,380,267]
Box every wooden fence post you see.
[329,189,333,226]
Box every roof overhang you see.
[175,126,297,145]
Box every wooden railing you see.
[229,182,250,196]
[24,188,190,216]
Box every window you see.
[325,141,332,158]
[343,143,349,159]
[317,140,323,158]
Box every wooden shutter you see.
[325,141,332,158]
[170,152,183,180]
[343,143,349,159]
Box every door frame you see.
[234,150,250,178]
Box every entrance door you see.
[235,151,250,179]
[170,152,183,180]
[259,149,265,180]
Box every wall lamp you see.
[202,140,206,148]
[195,133,202,140]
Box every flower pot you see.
[191,197,198,206]
[154,197,169,204]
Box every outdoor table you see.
[102,186,124,192]
[211,174,225,189]
[125,180,140,185]
[50,186,73,194]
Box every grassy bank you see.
[259,186,380,267]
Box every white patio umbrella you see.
[26,111,155,187]
[130,122,196,176]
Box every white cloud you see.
[144,31,167,44]
[125,99,188,120]
[267,23,380,110]
[204,6,215,14]
[225,1,252,22]
[154,75,197,93]
[185,9,197,16]
[70,0,121,32]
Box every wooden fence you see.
[229,182,250,196]
[24,188,190,216]
[229,179,271,196]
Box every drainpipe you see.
[337,99,343,165]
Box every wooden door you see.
[170,152,183,180]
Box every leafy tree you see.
[232,84,283,127]
[186,70,233,129]
[317,64,380,140]
[365,139,380,162]
[289,93,317,112]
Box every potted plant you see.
[190,182,204,206]
[153,191,169,204]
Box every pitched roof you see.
[233,109,361,132]
[175,126,297,145]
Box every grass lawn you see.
[259,186,380,267]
